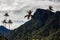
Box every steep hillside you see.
[8,8,60,40]
[0,26,12,37]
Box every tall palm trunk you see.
[9,24,10,29]
[4,23,6,27]
[6,17,7,20]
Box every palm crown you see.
[24,10,33,19]
[4,13,9,17]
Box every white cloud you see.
[0,0,60,30]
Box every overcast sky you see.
[0,0,60,30]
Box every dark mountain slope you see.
[0,26,12,37]
[8,8,60,40]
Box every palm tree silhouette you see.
[8,20,13,28]
[24,10,33,19]
[4,13,9,20]
[49,6,53,11]
[2,19,7,26]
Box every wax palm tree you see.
[2,19,7,26]
[4,13,9,20]
[8,20,13,28]
[24,10,33,19]
[49,6,53,11]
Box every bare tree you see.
[24,10,33,19]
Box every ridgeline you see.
[8,8,60,40]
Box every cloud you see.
[0,0,60,30]
[0,0,60,11]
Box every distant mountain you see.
[8,8,60,40]
[0,26,12,37]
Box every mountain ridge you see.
[0,25,12,37]
[8,8,60,40]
